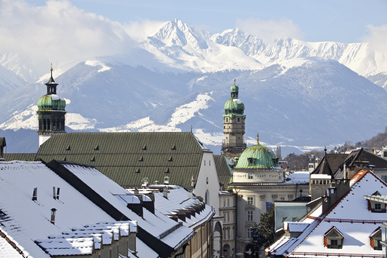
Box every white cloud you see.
[0,0,137,78]
[124,19,167,41]
[363,24,387,55]
[236,18,304,42]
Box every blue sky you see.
[24,0,387,43]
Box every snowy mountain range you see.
[1,19,387,154]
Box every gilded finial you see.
[50,63,53,78]
[257,133,259,145]
[234,79,236,85]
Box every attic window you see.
[91,156,95,162]
[135,168,140,173]
[139,156,144,161]
[165,168,170,173]
[142,145,147,150]
[324,227,343,249]
[94,145,99,151]
[168,156,173,162]
[171,145,176,150]
[248,158,255,166]
[370,228,382,250]
[66,145,70,151]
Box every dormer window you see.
[248,158,255,166]
[367,191,387,213]
[324,227,343,249]
[370,228,382,250]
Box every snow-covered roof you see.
[310,174,331,179]
[147,185,215,230]
[267,170,387,257]
[62,163,195,251]
[0,161,114,257]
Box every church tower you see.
[222,80,246,158]
[37,65,66,146]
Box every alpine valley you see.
[1,19,387,154]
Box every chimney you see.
[53,187,57,199]
[141,177,149,188]
[163,187,169,199]
[164,176,169,185]
[50,208,57,224]
[32,187,38,201]
[143,193,155,214]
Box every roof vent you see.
[94,145,99,151]
[165,168,170,173]
[66,145,70,151]
[142,145,147,150]
[32,187,38,201]
[50,208,57,224]
[168,156,173,162]
[164,176,170,185]
[142,177,149,187]
[171,145,176,150]
[139,156,144,161]
[91,156,95,162]
[63,157,66,161]
[135,168,140,173]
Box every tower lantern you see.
[37,65,66,146]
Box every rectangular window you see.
[375,203,381,210]
[227,198,230,206]
[247,196,254,205]
[247,227,252,238]
[247,210,253,221]
[248,173,253,179]
[330,239,338,247]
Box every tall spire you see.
[257,133,260,145]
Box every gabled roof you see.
[311,154,347,176]
[36,132,206,189]
[214,155,232,190]
[267,170,387,257]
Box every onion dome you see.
[235,133,279,169]
[224,79,245,116]
[37,66,66,111]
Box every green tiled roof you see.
[3,153,37,161]
[214,155,232,190]
[36,132,204,188]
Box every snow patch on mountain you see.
[85,59,111,73]
[100,92,214,132]
[0,104,38,130]
[66,113,98,130]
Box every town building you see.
[310,148,387,199]
[229,136,309,256]
[267,169,387,257]
[222,80,246,159]
[0,159,215,258]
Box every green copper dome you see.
[224,99,245,115]
[235,137,278,169]
[37,94,66,111]
[224,80,245,116]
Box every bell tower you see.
[37,65,66,146]
[222,80,246,158]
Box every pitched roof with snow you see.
[0,161,114,257]
[145,185,215,230]
[267,170,387,257]
[53,161,195,255]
